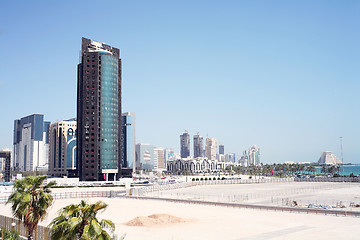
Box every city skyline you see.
[0,1,359,164]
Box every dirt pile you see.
[125,213,187,227]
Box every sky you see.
[0,0,359,164]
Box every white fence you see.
[0,190,125,205]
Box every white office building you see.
[13,114,50,171]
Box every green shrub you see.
[221,177,225,180]
[213,177,216,180]
[200,178,203,181]
[0,228,21,240]
[204,177,208,180]
[196,178,199,181]
[192,178,195,181]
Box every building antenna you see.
[340,136,344,176]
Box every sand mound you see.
[125,214,186,227]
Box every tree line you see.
[224,163,348,177]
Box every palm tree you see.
[308,165,316,175]
[49,200,115,240]
[7,175,56,240]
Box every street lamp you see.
[340,137,344,176]
[11,222,16,230]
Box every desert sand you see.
[144,181,360,210]
[1,181,360,239]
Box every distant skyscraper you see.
[77,37,122,181]
[13,114,50,171]
[240,150,249,167]
[225,153,236,163]
[154,148,165,169]
[180,131,190,158]
[219,144,224,155]
[48,119,77,177]
[135,143,154,170]
[0,150,11,182]
[248,145,260,166]
[121,112,135,171]
[205,138,217,160]
[193,134,203,158]
[0,148,12,171]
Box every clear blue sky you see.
[0,0,359,164]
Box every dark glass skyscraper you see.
[193,134,203,158]
[77,37,122,181]
[180,132,190,158]
[121,112,135,170]
[219,144,224,155]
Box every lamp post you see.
[11,222,16,231]
[340,136,344,176]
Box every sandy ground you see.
[1,181,360,239]
[1,197,360,240]
[145,182,360,210]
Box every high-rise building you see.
[135,143,154,170]
[248,145,260,166]
[121,112,135,171]
[13,114,50,171]
[225,153,236,163]
[0,148,12,171]
[77,37,122,181]
[240,150,249,167]
[180,131,190,158]
[219,144,224,155]
[48,119,77,177]
[205,137,217,160]
[154,148,165,169]
[193,134,203,158]
[0,150,11,182]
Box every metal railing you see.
[295,177,360,182]
[127,196,360,217]
[52,190,124,200]
[0,190,126,205]
[132,177,295,196]
[140,182,348,203]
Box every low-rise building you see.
[167,157,220,174]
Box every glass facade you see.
[122,114,134,168]
[100,54,119,170]
[66,128,77,169]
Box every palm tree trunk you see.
[28,225,35,240]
